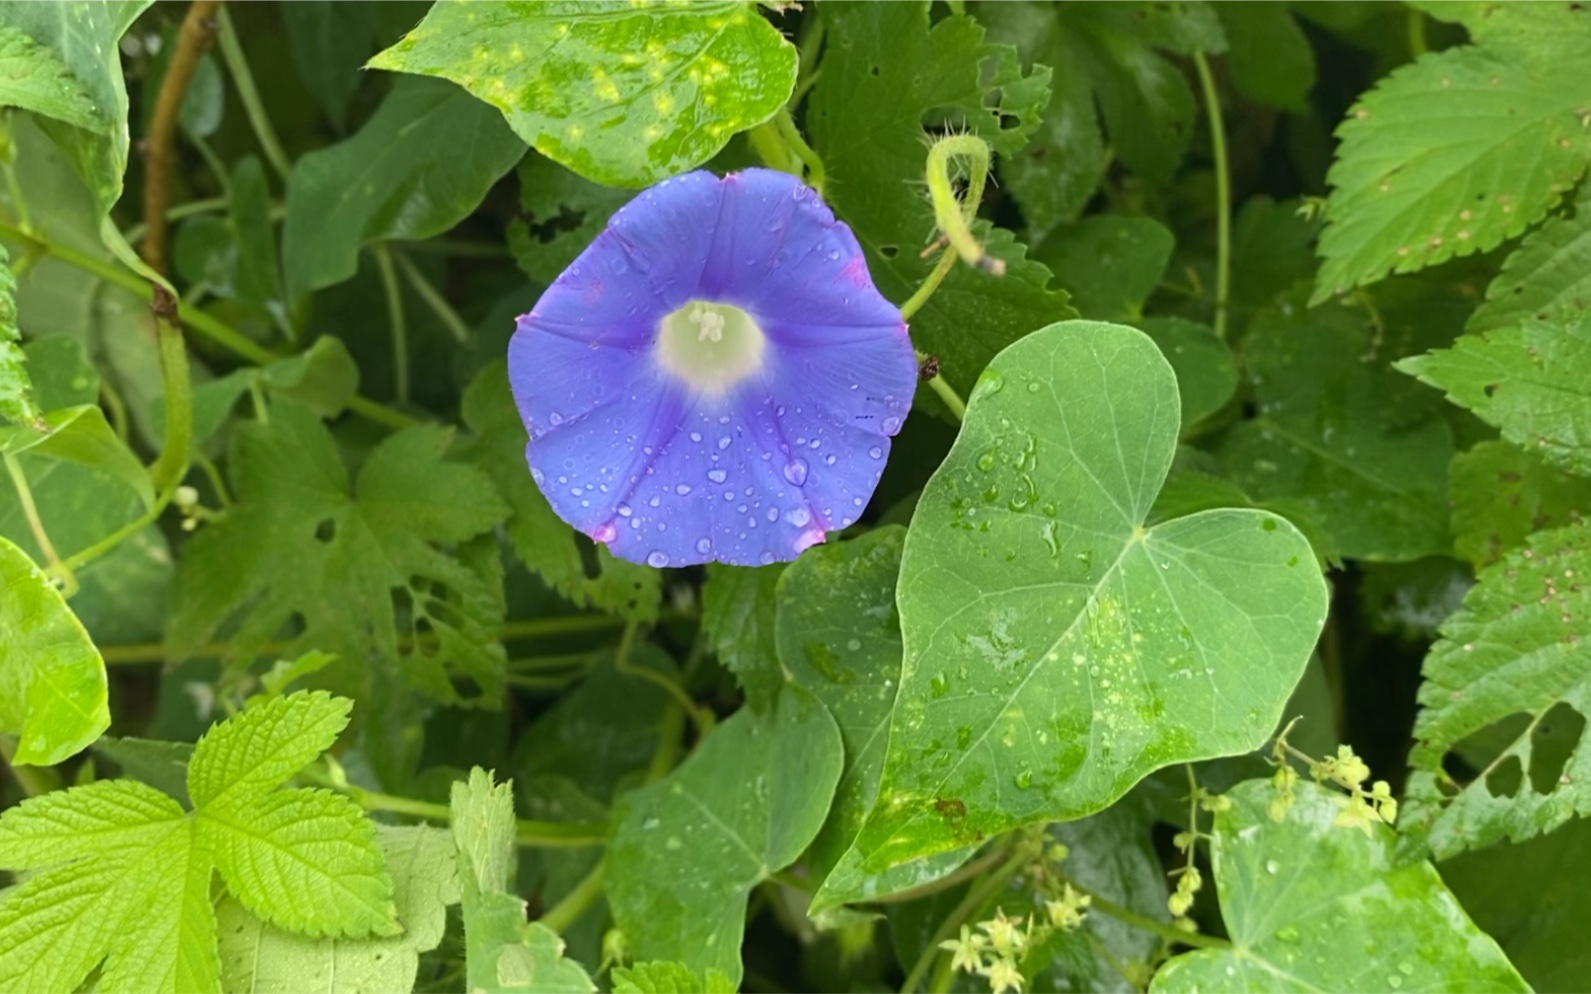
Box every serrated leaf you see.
[1399,314,1591,478]
[1217,299,1454,561]
[368,1,794,188]
[836,321,1327,874]
[0,533,108,765]
[1314,36,1591,300]
[808,1,1073,409]
[701,561,785,711]
[509,153,634,286]
[167,401,511,706]
[608,686,844,985]
[1451,440,1591,568]
[281,0,376,132]
[776,527,973,911]
[0,229,40,426]
[1400,520,1591,859]
[613,961,736,994]
[1150,780,1527,994]
[0,23,98,130]
[188,691,351,809]
[1036,216,1175,323]
[92,736,195,806]
[217,825,460,994]
[1470,185,1591,331]
[460,361,659,620]
[451,768,596,994]
[282,76,524,298]
[0,1,152,220]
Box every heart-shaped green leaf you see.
[838,321,1328,874]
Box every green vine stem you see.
[0,218,419,430]
[773,108,826,196]
[3,450,71,594]
[1192,51,1231,341]
[539,858,607,932]
[923,133,1004,278]
[373,243,409,404]
[215,6,291,183]
[394,249,471,345]
[902,844,1029,994]
[322,778,607,849]
[148,288,195,500]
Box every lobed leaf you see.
[837,321,1327,874]
[1470,184,1591,332]
[1151,780,1528,993]
[1451,440,1591,568]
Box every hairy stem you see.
[216,6,291,182]
[1193,51,1231,341]
[923,134,1003,276]
[774,108,825,195]
[141,0,222,276]
[540,859,607,932]
[148,288,195,500]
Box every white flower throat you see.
[656,300,766,395]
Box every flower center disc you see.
[656,300,766,395]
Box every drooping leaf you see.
[1399,313,1591,479]
[0,533,108,766]
[280,0,377,132]
[1400,520,1591,860]
[368,0,794,188]
[166,401,510,706]
[836,320,1327,875]
[1151,780,1528,993]
[460,362,659,620]
[451,768,596,994]
[1469,184,1591,331]
[0,1,153,219]
[217,825,459,994]
[807,1,1073,408]
[0,243,41,427]
[701,561,786,711]
[282,76,525,298]
[608,686,844,985]
[0,693,397,994]
[1451,440,1591,568]
[1313,11,1591,300]
[775,527,973,912]
[1217,299,1454,561]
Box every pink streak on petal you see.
[794,527,827,554]
[591,522,619,545]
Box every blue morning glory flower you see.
[508,168,916,568]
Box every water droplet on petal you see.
[766,508,780,522]
[868,446,883,460]
[591,523,617,544]
[530,467,546,484]
[707,469,727,484]
[717,435,732,450]
[788,507,811,527]
[617,504,632,517]
[647,551,670,568]
[549,411,564,426]
[675,483,693,495]
[695,538,711,554]
[883,416,901,433]
[690,431,703,442]
[760,551,775,564]
[782,458,809,486]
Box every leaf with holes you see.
[807,1,1073,412]
[831,320,1326,876]
[166,400,511,706]
[1451,441,1591,568]
[1150,780,1528,994]
[460,362,659,621]
[1313,12,1591,300]
[368,0,794,188]
[607,686,843,985]
[1400,520,1591,860]
[0,533,108,766]
[1399,313,1591,479]
[0,691,396,994]
[1470,184,1591,331]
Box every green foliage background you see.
[1,1,1588,992]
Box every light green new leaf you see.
[0,693,397,994]
[702,561,785,711]
[1470,184,1591,331]
[460,362,659,620]
[1451,440,1591,567]
[776,528,973,912]
[1218,300,1454,561]
[0,404,154,508]
[1150,780,1528,993]
[0,1,152,219]
[1399,314,1591,479]
[0,534,108,765]
[368,0,794,188]
[1313,27,1591,300]
[217,825,461,994]
[282,76,524,298]
[0,23,98,129]
[839,321,1327,873]
[451,769,596,994]
[1400,521,1591,860]
[808,1,1072,409]
[0,243,41,427]
[608,686,844,985]
[166,401,511,706]
[613,962,736,994]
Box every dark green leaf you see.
[1214,3,1315,111]
[508,153,629,286]
[1451,440,1591,568]
[1036,216,1175,322]
[701,562,785,712]
[281,0,377,132]
[1138,317,1237,428]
